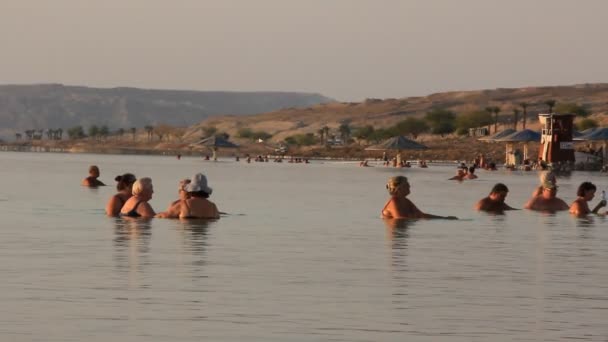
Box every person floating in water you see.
[81,165,106,187]
[381,176,457,219]
[119,178,156,218]
[569,182,606,217]
[474,183,517,213]
[105,173,137,217]
[524,181,569,212]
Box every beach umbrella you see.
[365,136,428,166]
[191,135,239,161]
[495,129,541,162]
[477,128,516,142]
[365,136,428,151]
[574,127,608,161]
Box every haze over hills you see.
[184,83,608,142]
[0,84,333,139]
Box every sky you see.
[1,0,607,101]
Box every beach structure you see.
[365,136,428,166]
[575,127,608,163]
[477,128,516,142]
[192,135,239,161]
[538,113,575,165]
[495,129,541,165]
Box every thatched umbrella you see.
[574,127,608,162]
[191,135,239,161]
[365,136,428,166]
[495,129,541,163]
[477,128,516,142]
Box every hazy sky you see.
[1,0,607,101]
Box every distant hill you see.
[183,83,608,142]
[0,84,333,138]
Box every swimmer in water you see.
[381,176,457,220]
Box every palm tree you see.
[519,102,528,130]
[317,128,325,145]
[144,126,153,141]
[512,109,520,130]
[130,127,136,140]
[322,126,330,142]
[544,99,556,113]
[339,123,351,143]
[485,107,494,133]
[492,106,501,133]
[117,128,125,140]
[15,133,22,141]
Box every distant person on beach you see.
[105,173,137,217]
[81,165,106,187]
[156,178,192,219]
[475,183,516,213]
[569,182,606,217]
[120,177,156,218]
[449,168,466,181]
[465,166,478,179]
[524,181,569,212]
[381,176,457,220]
[178,173,220,219]
[532,171,557,197]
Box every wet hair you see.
[89,165,100,174]
[577,182,596,197]
[190,191,210,199]
[491,183,509,194]
[132,177,153,196]
[468,166,475,174]
[386,176,408,196]
[115,173,136,191]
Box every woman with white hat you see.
[179,173,220,219]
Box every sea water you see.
[1,152,607,341]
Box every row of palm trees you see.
[486,100,558,133]
[16,129,64,141]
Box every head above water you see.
[386,176,409,196]
[115,173,136,191]
[490,183,509,194]
[577,182,596,197]
[88,165,100,177]
[132,177,153,196]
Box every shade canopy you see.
[575,127,608,141]
[365,136,428,151]
[192,135,239,148]
[477,128,516,142]
[494,129,541,142]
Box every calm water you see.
[1,152,608,341]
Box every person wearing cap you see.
[569,182,607,217]
[178,173,220,219]
[119,177,156,218]
[81,165,106,187]
[156,179,191,219]
[532,171,557,197]
[382,176,457,220]
[524,181,569,211]
[105,173,137,217]
[475,183,517,213]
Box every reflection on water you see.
[113,218,152,289]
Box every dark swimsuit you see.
[121,201,143,218]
